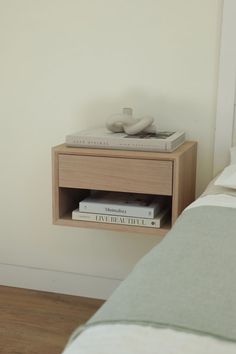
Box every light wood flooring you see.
[0,285,104,354]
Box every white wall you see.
[0,0,223,299]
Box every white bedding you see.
[63,324,236,354]
[63,194,236,354]
[186,193,236,210]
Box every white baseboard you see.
[0,263,121,300]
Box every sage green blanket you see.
[74,206,236,342]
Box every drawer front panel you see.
[58,155,173,195]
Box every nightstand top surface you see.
[53,141,197,161]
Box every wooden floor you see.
[0,285,104,354]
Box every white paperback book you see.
[66,128,185,152]
[72,207,170,228]
[79,192,165,219]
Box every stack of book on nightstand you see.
[72,191,170,229]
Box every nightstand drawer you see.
[58,154,173,195]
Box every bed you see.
[61,152,236,354]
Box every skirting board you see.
[0,263,121,300]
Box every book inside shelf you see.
[55,187,172,235]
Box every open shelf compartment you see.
[53,187,172,236]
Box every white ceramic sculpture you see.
[106,108,156,135]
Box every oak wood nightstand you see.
[52,141,197,237]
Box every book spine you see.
[79,202,158,218]
[72,211,162,228]
[66,136,166,151]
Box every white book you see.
[72,208,170,228]
[66,128,185,152]
[79,192,165,219]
